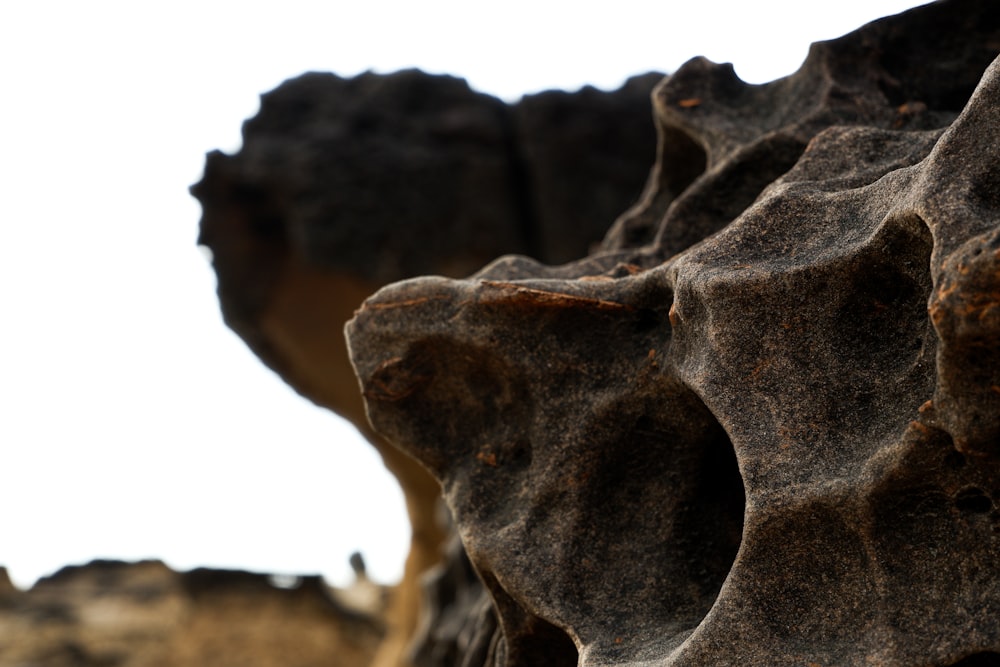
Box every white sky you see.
[0,0,927,590]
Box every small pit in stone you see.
[948,652,1000,666]
[954,487,994,515]
[634,307,662,332]
[584,389,746,646]
[945,450,967,470]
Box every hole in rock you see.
[634,307,662,332]
[944,450,967,470]
[834,215,933,364]
[948,652,1000,666]
[665,406,746,618]
[954,487,994,515]
[507,440,532,469]
[814,215,935,454]
[512,616,579,667]
[481,571,579,667]
[583,391,745,639]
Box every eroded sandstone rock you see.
[347,1,1000,665]
[192,70,658,667]
[0,560,381,667]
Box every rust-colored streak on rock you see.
[359,295,453,312]
[364,356,436,403]
[479,280,634,312]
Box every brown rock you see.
[0,560,380,666]
[346,1,1000,665]
[0,568,17,598]
[192,69,659,666]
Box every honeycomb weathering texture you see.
[347,1,1000,665]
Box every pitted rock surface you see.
[347,1,1000,665]
[193,69,659,667]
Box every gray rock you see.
[347,1,1000,664]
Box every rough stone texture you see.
[0,560,382,667]
[192,69,658,666]
[409,535,498,667]
[511,75,665,265]
[347,1,1000,665]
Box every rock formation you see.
[346,1,1000,665]
[192,69,659,666]
[0,560,382,666]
